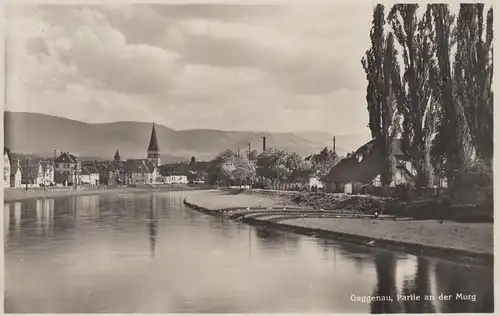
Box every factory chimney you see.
[262,136,267,151]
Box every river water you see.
[4,191,493,313]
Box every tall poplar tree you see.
[362,4,401,188]
[429,4,474,191]
[454,4,494,162]
[388,4,439,189]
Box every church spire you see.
[147,122,161,167]
[147,123,159,152]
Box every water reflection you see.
[4,192,494,313]
[434,260,494,313]
[149,194,158,257]
[371,251,402,314]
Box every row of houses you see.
[3,149,197,189]
[97,153,193,186]
[3,124,196,189]
[3,149,105,188]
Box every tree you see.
[310,147,338,179]
[248,149,259,161]
[232,156,256,186]
[292,160,314,184]
[454,4,493,162]
[388,4,439,189]
[284,152,310,183]
[189,156,196,166]
[256,148,288,184]
[195,170,208,182]
[207,149,236,185]
[430,4,475,191]
[361,4,401,188]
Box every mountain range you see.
[4,111,371,163]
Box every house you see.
[80,165,100,186]
[322,139,417,194]
[159,163,190,184]
[165,173,189,184]
[21,160,45,187]
[123,159,159,185]
[40,161,55,186]
[93,151,127,186]
[10,159,22,188]
[54,152,81,186]
[4,148,11,188]
[98,161,125,186]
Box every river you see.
[4,191,493,313]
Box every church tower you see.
[114,149,121,163]
[147,123,160,166]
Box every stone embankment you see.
[183,189,493,266]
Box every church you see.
[117,123,161,185]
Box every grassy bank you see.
[245,189,493,222]
[4,186,205,203]
[183,190,493,265]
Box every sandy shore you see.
[184,190,493,265]
[4,186,204,203]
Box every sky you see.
[5,2,375,135]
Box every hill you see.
[4,111,369,163]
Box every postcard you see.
[2,1,494,314]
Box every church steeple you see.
[114,149,121,162]
[148,123,159,152]
[147,123,160,166]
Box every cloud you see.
[153,5,372,94]
[5,3,373,135]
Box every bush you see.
[455,158,493,205]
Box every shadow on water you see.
[253,226,300,251]
[370,251,403,314]
[367,251,493,314]
[4,192,494,314]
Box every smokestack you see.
[262,136,266,151]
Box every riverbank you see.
[246,189,493,222]
[184,190,493,265]
[4,185,206,203]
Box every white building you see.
[164,175,188,184]
[4,149,11,188]
[41,161,55,186]
[124,159,159,185]
[80,166,100,186]
[54,152,81,186]
[9,159,22,188]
